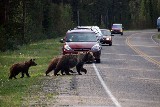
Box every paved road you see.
[57,30,159,107]
[53,30,160,107]
[30,30,160,107]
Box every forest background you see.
[0,0,160,51]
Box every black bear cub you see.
[9,59,37,79]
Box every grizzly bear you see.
[54,51,95,76]
[9,59,37,79]
[45,57,74,76]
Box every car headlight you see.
[64,44,72,51]
[91,44,101,51]
[106,37,110,40]
[106,37,111,40]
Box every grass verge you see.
[158,34,160,39]
[0,38,62,107]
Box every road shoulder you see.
[152,34,160,44]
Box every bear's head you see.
[83,51,95,63]
[25,59,37,67]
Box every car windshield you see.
[112,24,122,28]
[66,32,97,42]
[101,30,111,36]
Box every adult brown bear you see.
[54,51,95,76]
[9,59,37,79]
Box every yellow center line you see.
[126,33,160,67]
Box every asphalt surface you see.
[24,30,160,107]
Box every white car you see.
[74,26,103,41]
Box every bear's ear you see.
[25,61,28,64]
[87,51,92,54]
[88,51,93,56]
[30,59,35,62]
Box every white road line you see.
[151,34,160,45]
[93,63,122,107]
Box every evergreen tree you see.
[139,0,147,28]
[157,0,160,17]
[1,0,160,51]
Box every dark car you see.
[60,29,102,63]
[100,29,113,46]
[111,24,123,35]
[157,17,160,32]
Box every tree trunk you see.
[0,0,9,25]
[22,0,26,43]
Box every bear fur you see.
[54,51,95,76]
[9,59,37,79]
[45,57,74,76]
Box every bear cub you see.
[9,59,37,79]
[45,57,74,76]
[54,51,95,76]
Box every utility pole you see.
[22,0,26,44]
[77,10,79,26]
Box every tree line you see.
[0,0,160,51]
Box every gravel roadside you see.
[152,34,160,44]
[22,69,78,107]
[21,65,112,107]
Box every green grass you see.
[0,38,62,107]
[158,34,160,39]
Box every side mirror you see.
[60,39,64,43]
